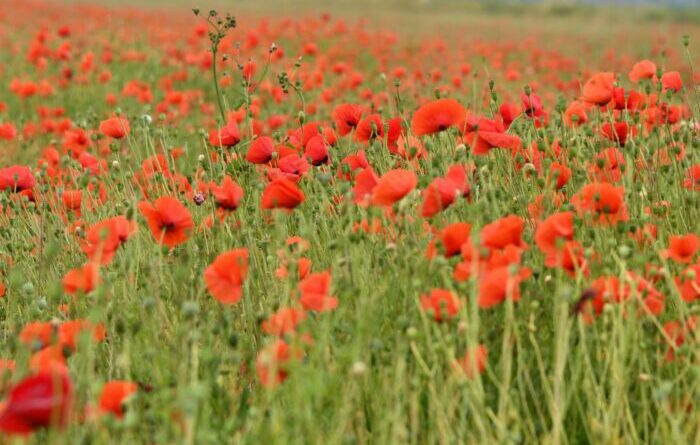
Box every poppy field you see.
[1,0,700,443]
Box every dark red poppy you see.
[0,370,73,435]
[247,137,275,164]
[304,134,330,165]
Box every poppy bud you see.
[351,361,367,376]
[21,282,34,295]
[181,301,199,319]
[618,245,632,258]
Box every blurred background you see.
[78,0,700,29]
[61,0,695,59]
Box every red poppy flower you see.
[421,165,470,218]
[454,344,487,379]
[629,60,656,83]
[461,116,521,155]
[304,134,330,165]
[480,215,526,251]
[204,248,249,304]
[354,114,384,143]
[0,166,35,191]
[19,322,55,348]
[549,162,572,189]
[411,98,467,136]
[535,211,574,253]
[98,381,137,419]
[499,102,520,128]
[0,122,17,141]
[261,178,305,210]
[661,71,682,93]
[684,164,700,191]
[581,72,615,105]
[438,222,472,257]
[577,276,630,322]
[29,345,67,373]
[601,121,634,146]
[209,120,240,147]
[675,265,700,302]
[478,266,531,309]
[333,103,364,136]
[99,117,130,139]
[544,240,588,277]
[564,100,591,126]
[275,154,310,180]
[261,307,307,337]
[370,169,417,207]
[352,167,379,206]
[663,316,697,361]
[211,176,244,211]
[138,196,193,247]
[0,369,73,435]
[256,339,300,387]
[81,216,137,264]
[571,182,628,225]
[58,320,106,351]
[246,136,275,164]
[61,190,82,213]
[63,262,101,295]
[663,234,700,264]
[420,288,461,322]
[338,150,369,180]
[298,270,337,312]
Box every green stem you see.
[212,46,227,123]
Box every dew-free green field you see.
[1,0,700,444]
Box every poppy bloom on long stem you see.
[411,98,467,136]
[261,178,305,210]
[138,196,193,247]
[205,248,249,304]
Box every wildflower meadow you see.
[0,0,700,443]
